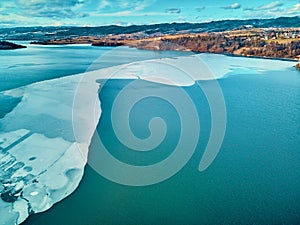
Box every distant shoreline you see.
[28,40,300,63]
[24,26,300,63]
[3,39,299,66]
[220,52,298,62]
[0,41,26,50]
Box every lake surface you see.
[0,42,192,92]
[1,44,300,224]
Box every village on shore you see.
[28,28,300,62]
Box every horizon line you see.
[1,15,299,29]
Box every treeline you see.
[147,34,300,59]
[241,41,300,59]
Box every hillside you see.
[0,16,299,41]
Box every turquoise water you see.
[24,70,300,224]
[0,43,192,92]
[0,43,191,119]
[1,44,299,224]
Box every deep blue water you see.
[1,44,299,224]
[24,69,300,224]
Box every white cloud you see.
[1,0,87,19]
[222,3,242,10]
[0,12,42,26]
[98,0,110,9]
[244,3,300,18]
[284,3,300,15]
[134,0,156,11]
[97,0,156,12]
[243,1,285,13]
[257,1,283,10]
[90,11,165,17]
[94,0,158,18]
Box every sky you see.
[0,0,299,27]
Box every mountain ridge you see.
[1,16,299,40]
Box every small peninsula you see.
[0,41,26,50]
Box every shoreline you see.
[3,39,299,64]
[0,41,27,50]
[29,41,300,63]
[219,52,298,62]
[27,35,300,62]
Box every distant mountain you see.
[0,16,299,41]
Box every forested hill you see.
[0,16,299,40]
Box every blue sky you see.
[0,0,299,27]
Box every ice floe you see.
[0,75,86,225]
[196,53,296,78]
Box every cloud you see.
[244,3,299,18]
[280,3,300,15]
[257,1,283,10]
[16,0,86,18]
[243,1,284,12]
[3,0,158,20]
[98,0,110,9]
[90,11,165,17]
[196,6,206,12]
[165,8,181,14]
[0,12,41,26]
[243,7,254,11]
[98,0,156,12]
[134,0,157,11]
[222,3,241,10]
[94,0,158,18]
